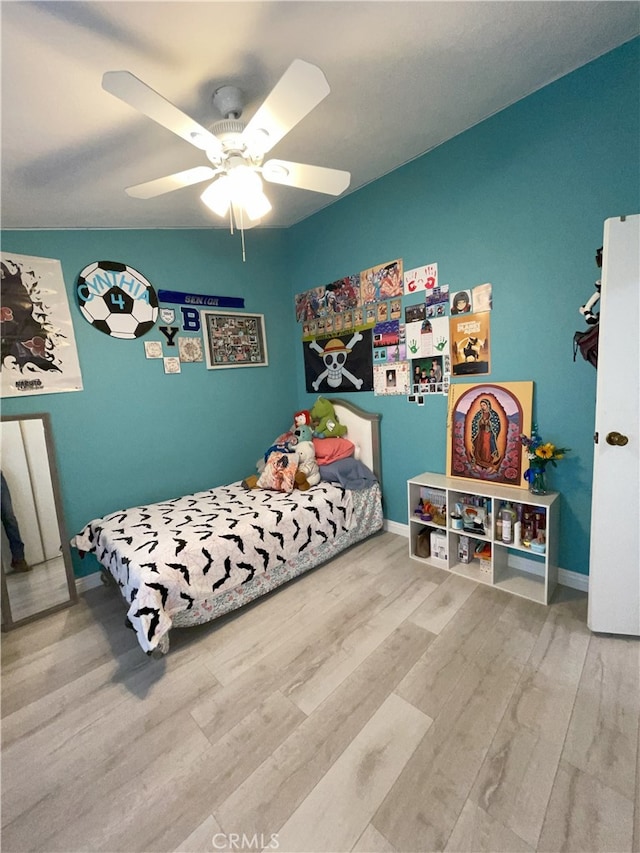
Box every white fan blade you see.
[262,159,350,196]
[241,59,330,156]
[126,166,217,199]
[103,71,223,156]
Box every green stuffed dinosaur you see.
[310,396,348,438]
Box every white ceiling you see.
[1,1,638,230]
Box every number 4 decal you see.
[110,291,126,311]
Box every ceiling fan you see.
[102,60,351,234]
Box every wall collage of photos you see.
[295,259,493,403]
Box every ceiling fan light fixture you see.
[200,167,272,223]
[243,188,272,221]
[227,165,271,221]
[106,60,349,258]
[227,162,261,193]
[200,175,232,217]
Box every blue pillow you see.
[319,458,378,490]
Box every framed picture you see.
[446,381,533,488]
[201,310,268,369]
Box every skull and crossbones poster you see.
[303,330,373,393]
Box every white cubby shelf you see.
[408,471,559,605]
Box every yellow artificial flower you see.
[535,443,555,460]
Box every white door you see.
[587,214,640,635]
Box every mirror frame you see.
[1,412,78,630]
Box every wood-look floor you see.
[1,532,639,853]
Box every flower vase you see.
[529,466,548,495]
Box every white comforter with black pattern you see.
[73,482,354,653]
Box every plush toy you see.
[293,424,321,486]
[243,467,312,491]
[264,441,295,461]
[242,433,316,491]
[310,396,348,438]
[293,424,313,441]
[269,412,311,452]
[292,409,311,429]
[579,245,603,326]
[579,281,601,325]
[241,441,294,490]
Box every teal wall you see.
[287,38,639,576]
[1,228,293,575]
[2,39,638,578]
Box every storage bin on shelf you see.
[430,529,448,561]
[413,486,447,526]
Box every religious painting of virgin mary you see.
[446,382,533,487]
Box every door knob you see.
[606,431,629,446]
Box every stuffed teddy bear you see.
[310,396,348,438]
[292,424,321,486]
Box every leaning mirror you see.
[1,413,77,630]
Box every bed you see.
[72,399,383,656]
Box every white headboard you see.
[329,398,382,487]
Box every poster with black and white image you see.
[303,329,374,393]
[1,253,83,397]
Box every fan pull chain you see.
[226,205,247,261]
[235,206,247,262]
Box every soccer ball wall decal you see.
[76,260,159,339]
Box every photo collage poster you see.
[295,256,494,400]
[296,260,404,393]
[404,264,450,401]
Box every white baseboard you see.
[76,573,103,594]
[382,518,589,592]
[77,525,590,596]
[557,568,589,592]
[383,519,409,537]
